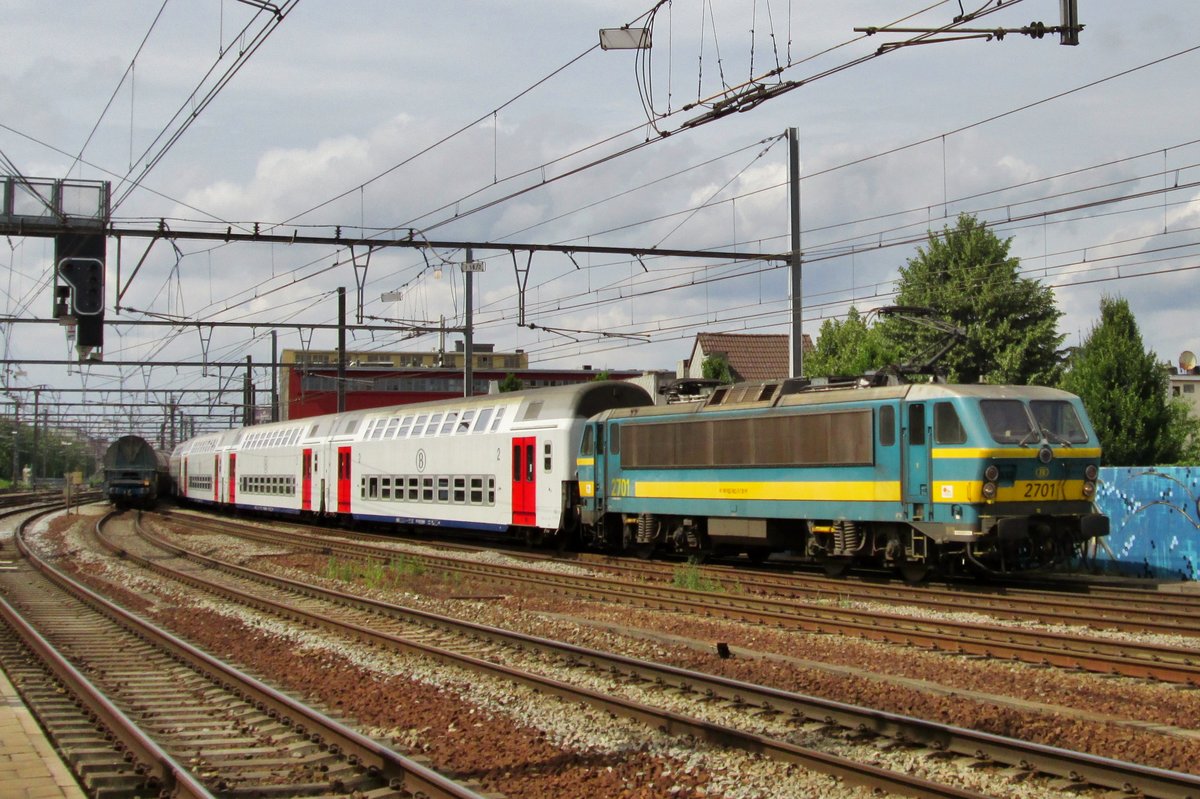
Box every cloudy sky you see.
[3,1,1199,435]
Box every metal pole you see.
[788,127,804,379]
[32,389,40,481]
[271,330,279,422]
[10,400,19,487]
[244,355,252,426]
[464,248,473,398]
[337,287,346,413]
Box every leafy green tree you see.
[889,214,1063,385]
[498,373,524,392]
[701,354,734,384]
[1060,296,1198,465]
[804,306,897,378]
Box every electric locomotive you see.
[575,377,1108,578]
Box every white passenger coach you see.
[169,381,652,539]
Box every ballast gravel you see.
[20,508,1200,798]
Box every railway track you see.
[155,508,1200,639]
[158,511,1200,686]
[0,508,490,799]
[136,510,1200,799]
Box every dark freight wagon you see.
[103,435,170,509]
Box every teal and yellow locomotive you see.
[575,378,1107,578]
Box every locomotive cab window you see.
[608,424,620,455]
[981,400,1035,444]
[934,402,966,444]
[580,427,594,457]
[1030,400,1088,444]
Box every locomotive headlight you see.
[1084,464,1098,481]
[1081,481,1096,498]
[984,465,1000,482]
[981,481,997,500]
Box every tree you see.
[701,354,734,384]
[1060,296,1199,465]
[803,306,897,378]
[498,374,524,392]
[889,214,1063,385]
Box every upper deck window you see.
[980,400,1036,444]
[1030,400,1089,444]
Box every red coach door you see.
[228,453,237,505]
[301,449,313,511]
[511,436,536,526]
[337,446,352,514]
[213,455,220,502]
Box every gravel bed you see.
[152,521,1200,781]
[28,510,1200,796]
[27,511,885,799]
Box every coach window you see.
[367,476,379,499]
[459,409,476,433]
[426,414,443,436]
[440,412,459,435]
[544,441,552,471]
[381,477,392,500]
[879,406,896,447]
[608,424,620,455]
[490,407,506,432]
[476,407,493,433]
[438,477,450,502]
[408,477,419,501]
[470,477,484,504]
[934,402,967,444]
[422,477,434,502]
[453,477,466,503]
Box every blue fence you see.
[1093,467,1200,580]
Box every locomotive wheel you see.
[745,547,770,565]
[821,556,851,578]
[899,560,930,585]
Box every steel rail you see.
[170,513,1200,686]
[116,513,995,799]
[138,513,1200,799]
[14,510,487,799]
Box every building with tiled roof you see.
[682,332,814,382]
